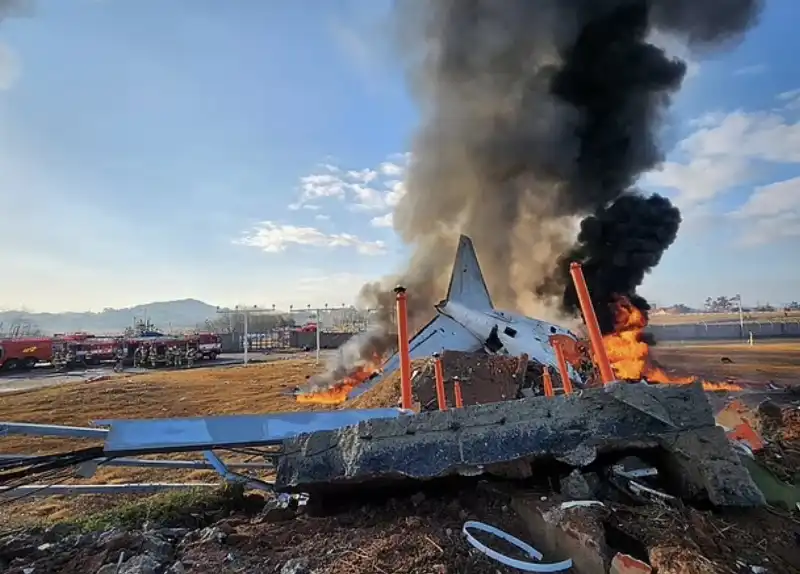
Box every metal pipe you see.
[568,262,615,385]
[394,286,413,410]
[542,368,554,398]
[0,454,274,470]
[552,342,573,395]
[453,378,464,408]
[433,354,447,411]
[315,310,321,364]
[0,483,224,498]
[243,311,249,366]
[0,422,108,440]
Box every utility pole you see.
[215,305,263,365]
[736,293,745,340]
[289,304,330,365]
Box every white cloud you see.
[679,111,800,163]
[732,177,800,219]
[290,153,409,214]
[384,180,406,207]
[644,155,749,206]
[727,177,800,246]
[733,64,767,77]
[314,214,330,221]
[297,173,348,202]
[348,184,386,211]
[777,88,800,112]
[370,213,393,228]
[645,103,800,210]
[236,221,386,255]
[379,161,404,176]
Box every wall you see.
[649,321,800,342]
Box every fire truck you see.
[50,333,123,370]
[195,332,221,360]
[0,337,55,371]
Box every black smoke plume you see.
[316,0,763,385]
[543,193,682,334]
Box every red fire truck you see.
[0,337,55,371]
[54,333,122,365]
[196,332,221,360]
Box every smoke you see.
[543,193,682,334]
[0,1,33,91]
[318,0,763,383]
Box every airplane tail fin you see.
[444,235,494,310]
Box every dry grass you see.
[652,341,800,386]
[649,311,800,326]
[0,359,333,527]
[2,343,799,528]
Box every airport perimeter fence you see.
[649,319,800,342]
[218,329,358,354]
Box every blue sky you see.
[0,0,798,313]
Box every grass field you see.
[649,311,800,325]
[0,359,331,526]
[1,342,799,527]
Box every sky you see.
[0,0,798,313]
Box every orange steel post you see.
[453,377,464,408]
[553,342,574,395]
[433,353,447,411]
[394,286,413,410]
[569,262,615,385]
[542,368,555,397]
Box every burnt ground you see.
[2,480,799,574]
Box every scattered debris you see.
[461,520,573,572]
[411,350,530,409]
[610,552,652,574]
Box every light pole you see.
[736,294,745,339]
[289,304,329,365]
[216,305,261,365]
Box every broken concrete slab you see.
[275,382,765,507]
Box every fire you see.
[295,356,383,405]
[602,297,742,392]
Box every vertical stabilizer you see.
[445,235,494,310]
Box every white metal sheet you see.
[97,408,404,454]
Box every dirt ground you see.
[652,341,800,387]
[2,343,800,565]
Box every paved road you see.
[0,350,338,394]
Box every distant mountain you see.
[0,299,220,336]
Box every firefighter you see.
[113,344,125,373]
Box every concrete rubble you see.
[276,381,765,507]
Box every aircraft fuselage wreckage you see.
[348,235,583,400]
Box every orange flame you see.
[602,297,742,392]
[296,356,382,405]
